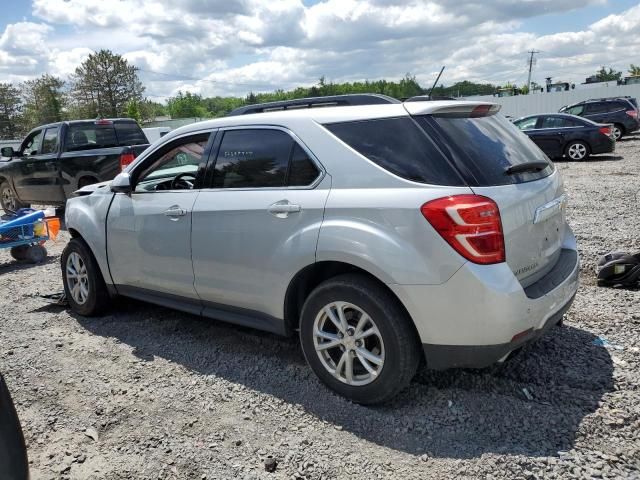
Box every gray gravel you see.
[1,136,639,479]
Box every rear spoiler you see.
[404,101,501,118]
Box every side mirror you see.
[1,147,15,158]
[111,172,132,193]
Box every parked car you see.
[513,113,615,160]
[0,374,29,480]
[559,97,639,140]
[0,119,149,212]
[62,94,579,404]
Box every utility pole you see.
[526,50,540,94]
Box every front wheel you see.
[0,181,29,213]
[61,238,109,316]
[565,141,590,161]
[299,274,421,404]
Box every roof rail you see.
[227,93,400,116]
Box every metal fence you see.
[465,83,640,118]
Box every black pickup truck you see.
[0,119,149,211]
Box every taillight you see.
[625,110,638,118]
[119,152,135,171]
[421,195,505,265]
[599,126,612,136]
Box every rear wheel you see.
[9,246,28,261]
[24,245,46,264]
[612,124,624,141]
[299,274,421,404]
[61,238,109,316]
[0,181,29,213]
[565,141,590,161]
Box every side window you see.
[585,103,607,114]
[514,117,538,130]
[41,127,60,154]
[565,105,584,116]
[213,129,291,189]
[607,101,626,112]
[289,144,320,186]
[134,134,210,193]
[20,130,43,156]
[539,117,569,129]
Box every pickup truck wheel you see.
[61,238,109,316]
[0,181,29,213]
[299,274,421,405]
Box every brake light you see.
[95,119,113,125]
[119,152,135,171]
[625,110,638,118]
[421,195,505,264]
[599,126,612,136]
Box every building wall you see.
[465,84,640,118]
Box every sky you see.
[1,0,640,100]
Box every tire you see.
[564,141,590,161]
[61,238,109,316]
[24,245,47,264]
[0,181,29,213]
[299,274,421,404]
[9,246,29,261]
[612,124,624,141]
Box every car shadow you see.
[554,155,623,164]
[0,256,57,275]
[73,300,613,459]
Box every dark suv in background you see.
[560,97,639,140]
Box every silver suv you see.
[62,94,579,404]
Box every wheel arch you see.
[284,261,421,348]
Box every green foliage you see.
[166,91,209,118]
[595,66,622,82]
[21,74,66,129]
[0,82,23,139]
[126,100,142,124]
[71,49,144,118]
[629,64,640,77]
[138,99,167,122]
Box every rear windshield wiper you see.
[504,161,549,175]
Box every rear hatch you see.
[406,102,567,286]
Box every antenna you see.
[428,66,445,98]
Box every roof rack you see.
[227,93,400,116]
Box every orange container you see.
[45,217,60,240]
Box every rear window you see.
[325,117,465,186]
[115,122,148,146]
[64,123,118,152]
[419,114,553,186]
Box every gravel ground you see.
[1,136,639,480]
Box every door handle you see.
[268,201,301,218]
[164,206,187,219]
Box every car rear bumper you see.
[390,228,579,370]
[592,136,616,155]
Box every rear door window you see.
[115,122,148,146]
[585,103,608,114]
[64,123,118,152]
[539,117,579,128]
[419,114,553,186]
[325,117,464,186]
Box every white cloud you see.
[0,0,638,97]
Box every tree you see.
[138,99,167,122]
[629,64,640,77]
[0,83,23,139]
[126,100,142,124]
[166,91,207,118]
[595,66,622,82]
[21,74,66,129]
[71,49,144,118]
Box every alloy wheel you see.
[1,186,17,212]
[66,252,89,305]
[313,301,385,386]
[613,126,622,141]
[567,143,587,160]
